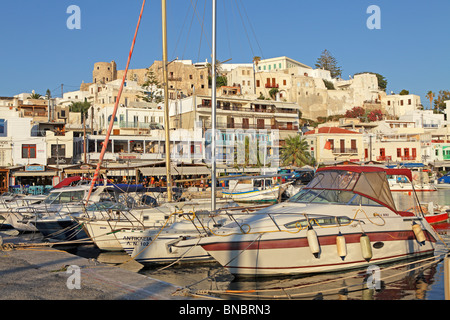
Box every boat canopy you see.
[308,166,397,212]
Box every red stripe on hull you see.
[221,249,435,271]
[202,230,436,252]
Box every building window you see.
[408,99,412,105]
[397,148,401,157]
[404,148,409,157]
[283,79,287,86]
[256,80,260,87]
[51,144,66,158]
[0,119,5,134]
[22,144,36,159]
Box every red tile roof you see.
[304,127,361,135]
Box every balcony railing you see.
[203,122,298,131]
[198,104,297,114]
[400,156,416,161]
[332,148,358,154]
[265,83,279,88]
[376,156,392,161]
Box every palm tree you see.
[252,56,261,94]
[281,135,314,167]
[70,99,91,124]
[426,91,435,111]
[28,91,42,99]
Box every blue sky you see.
[1,0,449,108]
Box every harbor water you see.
[21,188,450,300]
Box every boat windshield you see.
[289,169,397,210]
[289,188,382,206]
[85,201,127,211]
[43,190,85,204]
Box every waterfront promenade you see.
[0,232,196,300]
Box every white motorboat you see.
[388,167,437,192]
[115,204,269,265]
[3,185,110,232]
[77,198,239,251]
[221,175,291,202]
[116,219,216,265]
[176,166,439,277]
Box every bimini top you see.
[316,165,413,181]
[290,166,400,213]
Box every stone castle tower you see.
[93,61,117,84]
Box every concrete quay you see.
[0,232,197,300]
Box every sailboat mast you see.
[211,0,217,212]
[161,0,173,202]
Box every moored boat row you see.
[1,165,448,279]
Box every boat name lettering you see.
[123,236,152,241]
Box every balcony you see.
[203,122,298,131]
[332,148,358,154]
[376,156,392,161]
[400,156,416,161]
[265,83,279,89]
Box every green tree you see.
[269,88,279,100]
[399,89,409,95]
[426,91,435,111]
[216,75,228,88]
[323,79,335,90]
[354,72,387,91]
[69,99,91,123]
[252,56,261,94]
[138,68,163,103]
[281,135,313,167]
[315,49,342,79]
[28,92,42,99]
[433,90,450,113]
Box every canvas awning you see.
[13,171,59,177]
[139,166,210,176]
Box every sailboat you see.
[115,0,239,264]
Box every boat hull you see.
[425,212,449,225]
[118,227,212,265]
[192,221,437,277]
[33,219,88,241]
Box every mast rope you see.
[86,0,147,203]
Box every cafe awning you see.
[13,171,59,177]
[139,166,210,176]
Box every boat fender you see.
[336,232,347,261]
[412,222,426,245]
[360,233,372,261]
[307,226,320,258]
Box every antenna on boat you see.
[211,0,217,212]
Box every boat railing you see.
[201,210,370,236]
[79,202,146,229]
